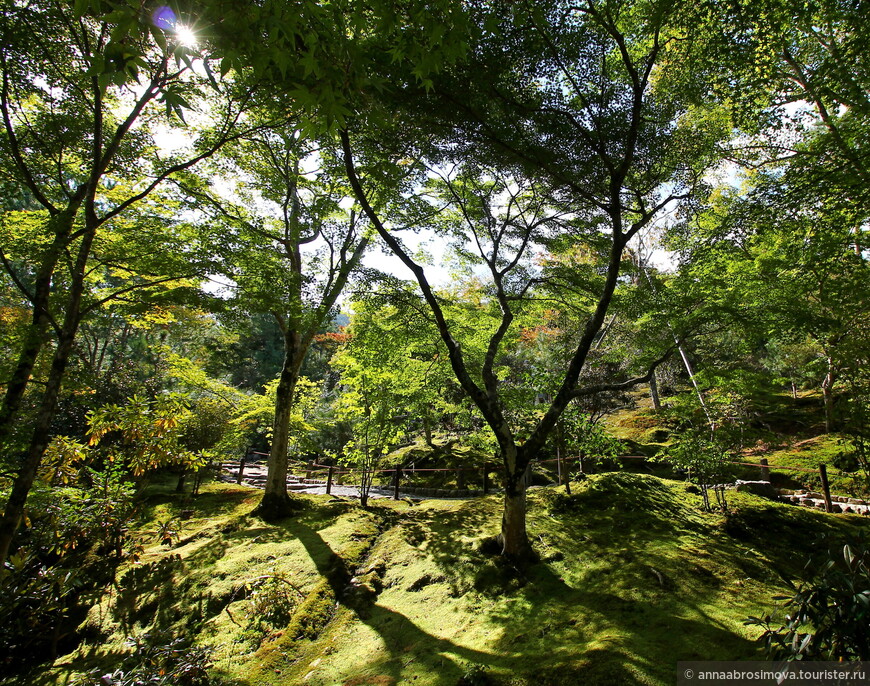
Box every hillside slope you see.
[35,474,869,686]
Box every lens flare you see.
[151,7,197,48]
[175,24,197,48]
[152,6,176,30]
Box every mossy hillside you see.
[384,437,490,490]
[604,390,869,497]
[39,481,386,686]
[756,434,866,496]
[281,474,870,686]
[43,472,869,686]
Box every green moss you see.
[762,434,867,496]
[38,473,870,686]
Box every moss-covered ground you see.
[33,470,869,686]
[605,389,869,497]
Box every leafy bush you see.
[747,542,870,660]
[244,573,303,632]
[87,394,206,477]
[665,429,734,511]
[0,464,138,672]
[73,631,214,686]
[23,463,137,559]
[0,550,89,669]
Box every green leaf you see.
[203,59,220,91]
[151,25,167,52]
[844,544,855,566]
[220,56,233,78]
[97,71,112,93]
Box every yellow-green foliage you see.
[42,474,869,686]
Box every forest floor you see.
[604,389,869,498]
[31,470,869,686]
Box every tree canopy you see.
[1,1,870,657]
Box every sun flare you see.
[175,23,197,48]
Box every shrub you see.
[746,542,870,660]
[73,631,214,686]
[665,429,734,511]
[0,464,137,672]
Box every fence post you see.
[759,457,770,482]
[236,452,247,485]
[482,464,489,495]
[305,461,313,480]
[394,467,401,500]
[326,466,334,495]
[522,462,532,489]
[564,457,571,496]
[819,464,833,513]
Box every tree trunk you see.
[499,477,533,562]
[423,413,433,447]
[258,331,303,520]
[649,372,661,412]
[494,441,535,563]
[0,228,93,567]
[0,317,50,443]
[0,213,74,445]
[556,419,571,494]
[822,367,835,433]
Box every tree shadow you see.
[286,519,526,685]
[306,474,789,684]
[282,487,760,685]
[47,476,863,685]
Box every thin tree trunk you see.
[0,229,94,567]
[822,358,835,433]
[108,321,132,375]
[258,331,303,519]
[556,418,571,494]
[637,260,712,428]
[649,372,661,411]
[423,413,433,447]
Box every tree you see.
[0,0,257,566]
[341,0,721,561]
[182,127,369,518]
[669,167,870,434]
